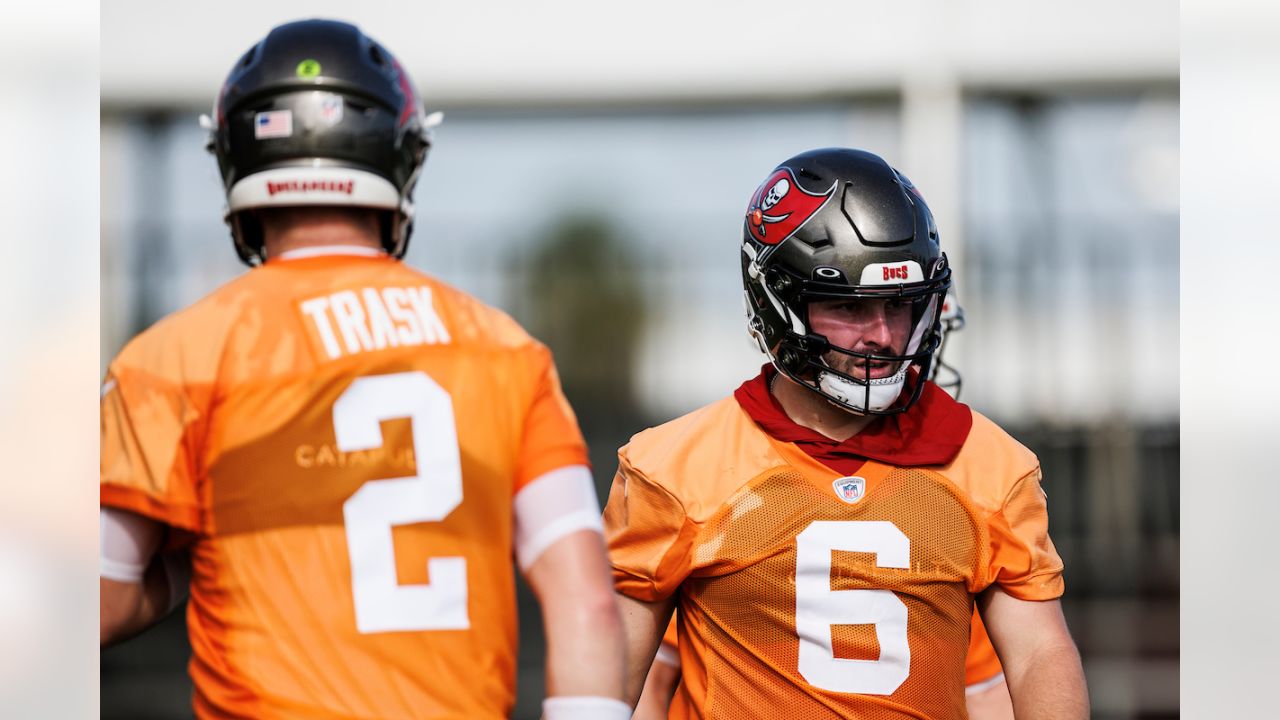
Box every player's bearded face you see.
[807,298,914,380]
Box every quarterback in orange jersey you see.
[99,20,629,720]
[632,292,1015,720]
[605,148,1088,719]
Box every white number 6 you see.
[335,372,468,634]
[795,520,910,694]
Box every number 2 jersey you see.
[101,248,594,719]
[604,367,1064,719]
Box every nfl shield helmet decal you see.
[318,94,344,126]
[832,476,867,504]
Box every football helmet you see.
[202,19,438,265]
[741,147,951,415]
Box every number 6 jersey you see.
[604,367,1064,719]
[101,249,594,719]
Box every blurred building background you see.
[101,2,1178,718]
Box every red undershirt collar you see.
[733,363,973,476]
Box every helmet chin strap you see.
[816,361,910,414]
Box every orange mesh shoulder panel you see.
[604,397,780,601]
[936,411,1064,600]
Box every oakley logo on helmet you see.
[745,168,836,245]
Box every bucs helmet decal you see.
[745,168,837,245]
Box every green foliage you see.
[515,213,647,418]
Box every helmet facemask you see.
[755,261,950,416]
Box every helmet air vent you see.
[840,181,914,248]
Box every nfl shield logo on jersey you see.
[832,476,866,504]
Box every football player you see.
[605,148,1087,718]
[632,289,1016,720]
[99,19,628,720]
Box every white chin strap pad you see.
[227,166,402,211]
[817,362,910,414]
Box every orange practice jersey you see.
[605,397,1061,719]
[102,251,588,719]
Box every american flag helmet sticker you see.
[254,110,293,139]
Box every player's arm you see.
[516,465,629,720]
[978,587,1088,720]
[100,508,190,646]
[617,592,677,707]
[964,611,1014,720]
[599,450,686,709]
[632,633,680,720]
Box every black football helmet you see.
[202,19,438,265]
[741,148,952,415]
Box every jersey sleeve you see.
[100,359,209,534]
[980,466,1064,600]
[602,451,699,602]
[514,346,590,492]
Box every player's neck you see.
[260,209,383,259]
[770,373,875,442]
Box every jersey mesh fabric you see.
[101,253,588,719]
[671,467,979,719]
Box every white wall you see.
[102,0,1177,108]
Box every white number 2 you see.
[795,521,910,694]
[335,372,468,634]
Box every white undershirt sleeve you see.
[964,671,1006,696]
[513,464,604,570]
[654,642,681,668]
[542,696,631,720]
[100,507,162,583]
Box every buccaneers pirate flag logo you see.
[745,168,837,245]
